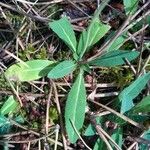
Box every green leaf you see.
[106,33,127,52]
[93,138,106,150]
[84,124,96,136]
[65,70,86,143]
[111,128,122,148]
[132,96,150,113]
[0,115,11,134]
[0,115,23,135]
[0,115,10,127]
[126,112,149,123]
[87,19,111,48]
[123,0,139,15]
[5,60,54,82]
[77,0,110,60]
[48,60,76,79]
[119,72,150,113]
[0,96,18,115]
[3,144,9,150]
[139,130,150,150]
[130,16,150,33]
[49,17,77,53]
[84,117,102,136]
[94,128,122,150]
[93,0,110,19]
[80,64,91,73]
[15,115,25,124]
[78,18,111,59]
[89,50,139,67]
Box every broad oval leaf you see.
[78,18,111,59]
[89,50,139,67]
[5,60,54,82]
[49,17,77,53]
[47,60,76,79]
[65,70,86,143]
[0,96,18,115]
[132,96,150,113]
[119,72,150,113]
[123,0,139,15]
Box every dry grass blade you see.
[54,125,60,150]
[90,117,121,150]
[92,124,113,150]
[139,55,150,76]
[52,81,68,150]
[14,0,63,5]
[88,99,145,129]
[87,15,132,62]
[1,132,55,144]
[96,125,121,150]
[0,2,49,23]
[127,133,145,150]
[46,87,53,135]
[1,69,23,107]
[5,49,29,68]
[70,120,92,150]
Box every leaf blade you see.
[78,19,111,59]
[111,128,123,148]
[5,60,54,82]
[123,0,139,15]
[119,72,150,113]
[65,70,86,143]
[93,138,106,150]
[132,96,150,113]
[139,130,150,150]
[49,17,77,53]
[0,96,18,115]
[89,50,139,67]
[106,33,127,52]
[77,0,110,59]
[47,60,76,79]
[84,117,102,136]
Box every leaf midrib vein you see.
[72,73,82,138]
[51,63,76,76]
[57,22,76,52]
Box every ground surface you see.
[0,0,150,150]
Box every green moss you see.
[99,67,134,88]
[6,12,23,29]
[19,44,48,61]
[47,4,61,19]
[35,47,47,59]
[0,74,10,89]
[49,106,59,123]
